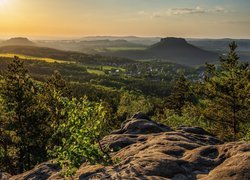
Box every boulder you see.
[0,172,11,180]
[112,113,172,135]
[10,161,61,180]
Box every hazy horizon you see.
[1,35,250,41]
[0,0,250,39]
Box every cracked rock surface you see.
[7,114,250,180]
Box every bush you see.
[50,97,111,176]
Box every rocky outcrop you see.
[9,114,250,179]
[0,172,11,180]
[9,161,61,180]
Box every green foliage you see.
[50,97,111,176]
[165,74,196,115]
[154,105,206,129]
[200,42,250,140]
[0,57,49,173]
[117,91,154,120]
[0,42,249,175]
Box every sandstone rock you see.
[0,172,11,180]
[9,115,250,180]
[10,161,61,180]
[112,113,172,135]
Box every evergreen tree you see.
[202,42,250,140]
[165,74,195,115]
[0,57,48,173]
[42,71,71,150]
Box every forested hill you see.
[0,37,36,47]
[102,37,218,66]
[148,37,218,65]
[0,45,135,65]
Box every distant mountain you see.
[77,39,145,48]
[36,39,146,53]
[102,37,218,66]
[81,36,160,46]
[188,38,250,52]
[1,37,36,47]
[147,37,218,65]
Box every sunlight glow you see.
[0,0,8,8]
[0,0,249,38]
[0,0,7,4]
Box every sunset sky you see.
[0,0,249,39]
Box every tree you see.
[202,42,250,140]
[51,97,111,176]
[117,91,154,120]
[0,57,49,173]
[165,74,195,115]
[42,71,71,149]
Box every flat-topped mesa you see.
[149,37,191,50]
[1,37,36,47]
[160,37,188,45]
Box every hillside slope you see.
[7,113,250,179]
[0,45,135,65]
[148,37,218,65]
[0,45,82,60]
[102,37,218,66]
[0,37,36,47]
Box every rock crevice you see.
[6,114,250,180]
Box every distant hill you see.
[188,38,250,52]
[81,36,160,46]
[102,37,218,66]
[36,39,146,53]
[0,45,135,65]
[1,37,36,47]
[148,37,218,65]
[0,45,77,60]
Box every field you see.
[102,65,126,72]
[0,53,74,64]
[86,69,105,75]
[105,47,146,52]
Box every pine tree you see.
[0,57,48,173]
[165,74,195,115]
[42,71,71,149]
[202,42,250,140]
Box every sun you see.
[0,0,7,5]
[0,0,9,9]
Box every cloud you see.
[138,6,227,19]
[169,6,205,15]
[137,11,147,16]
[215,6,225,13]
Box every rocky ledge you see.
[4,113,250,179]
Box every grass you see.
[87,69,105,75]
[102,66,126,72]
[0,53,74,64]
[86,65,126,75]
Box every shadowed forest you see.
[0,41,249,176]
[0,0,250,178]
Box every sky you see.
[0,0,249,39]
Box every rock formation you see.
[102,37,218,66]
[6,114,250,180]
[1,37,36,47]
[147,37,218,66]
